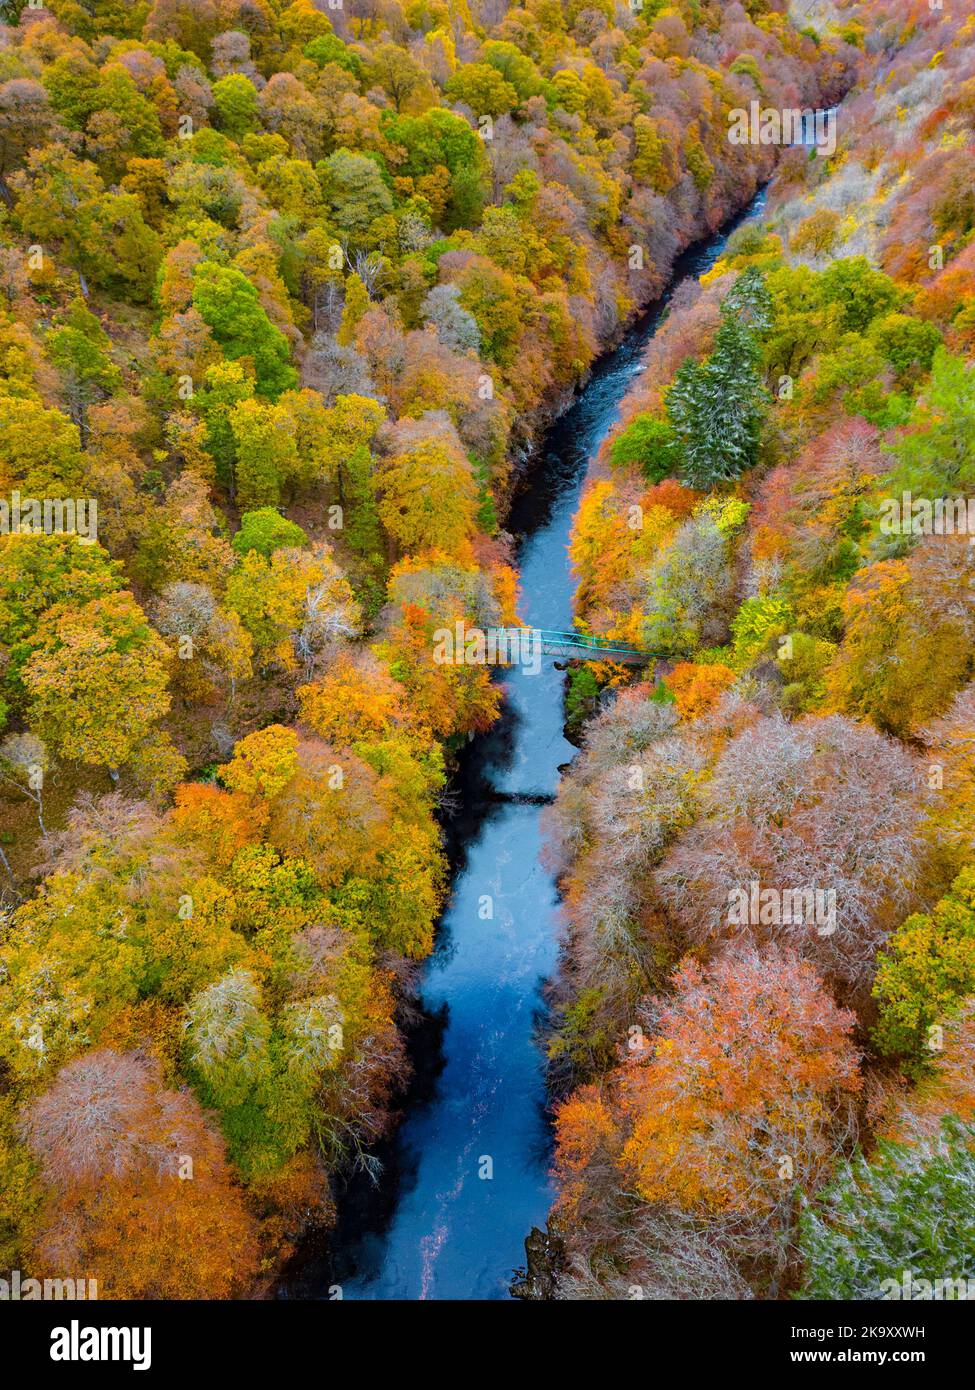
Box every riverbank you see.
[535,0,975,1300]
[278,186,770,1299]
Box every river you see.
[280,185,767,1302]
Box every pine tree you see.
[724,264,773,332]
[799,1119,975,1299]
[666,275,770,490]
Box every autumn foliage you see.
[0,0,971,1308]
[545,0,975,1302]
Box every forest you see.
[548,0,975,1300]
[0,0,971,1312]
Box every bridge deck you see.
[499,627,659,663]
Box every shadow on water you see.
[277,186,767,1302]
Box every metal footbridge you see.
[501,627,657,663]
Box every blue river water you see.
[281,186,767,1302]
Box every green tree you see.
[479,41,544,101]
[191,263,298,399]
[610,414,683,481]
[317,149,393,245]
[303,34,364,79]
[867,312,941,381]
[232,508,308,558]
[816,256,906,333]
[14,147,161,301]
[667,308,769,489]
[194,360,254,491]
[886,348,975,495]
[92,63,164,159]
[799,1120,975,1299]
[47,300,121,443]
[379,108,486,230]
[212,74,261,140]
[445,63,519,117]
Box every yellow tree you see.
[375,437,478,558]
[0,396,84,495]
[297,651,413,743]
[23,592,179,782]
[828,538,975,737]
[220,724,299,800]
[225,544,360,672]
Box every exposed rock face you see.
[510,1226,566,1301]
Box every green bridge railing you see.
[499,627,661,663]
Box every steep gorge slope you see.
[0,0,844,1295]
[541,0,975,1300]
